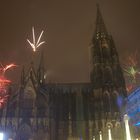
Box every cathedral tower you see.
[89,5,127,139]
[90,5,126,91]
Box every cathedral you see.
[0,6,127,140]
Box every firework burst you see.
[124,66,140,83]
[27,27,45,52]
[0,63,16,108]
[128,51,137,66]
[123,51,140,92]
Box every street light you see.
[0,132,3,140]
[124,114,131,140]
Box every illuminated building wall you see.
[126,87,140,138]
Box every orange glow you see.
[0,63,16,108]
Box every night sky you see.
[0,0,140,84]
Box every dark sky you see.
[0,0,140,84]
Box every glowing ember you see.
[0,63,16,108]
[126,84,133,92]
[27,27,45,52]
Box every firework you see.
[123,51,140,93]
[124,66,140,83]
[0,63,16,75]
[27,27,45,52]
[123,51,140,82]
[128,51,137,66]
[0,95,9,107]
[0,63,16,108]
[126,84,133,93]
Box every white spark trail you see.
[32,27,35,45]
[36,30,44,46]
[27,26,45,52]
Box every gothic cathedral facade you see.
[0,6,127,140]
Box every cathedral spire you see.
[90,5,126,91]
[21,66,25,86]
[37,50,46,85]
[94,4,108,39]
